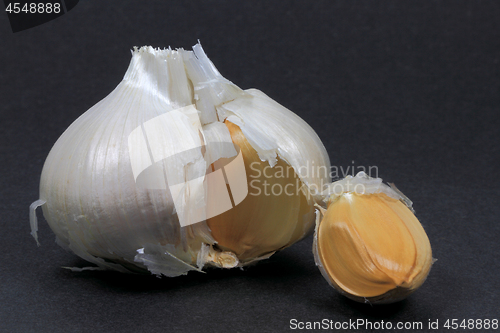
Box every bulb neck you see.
[125,44,248,125]
[124,47,173,92]
[183,43,247,125]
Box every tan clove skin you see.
[315,192,433,304]
[207,121,315,262]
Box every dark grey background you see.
[1,1,499,332]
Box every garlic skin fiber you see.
[30,44,331,276]
[314,172,433,304]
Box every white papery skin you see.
[31,44,331,276]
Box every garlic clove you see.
[314,172,433,304]
[207,121,315,262]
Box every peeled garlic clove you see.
[30,43,331,277]
[314,172,433,304]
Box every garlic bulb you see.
[30,43,331,276]
[313,172,433,304]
